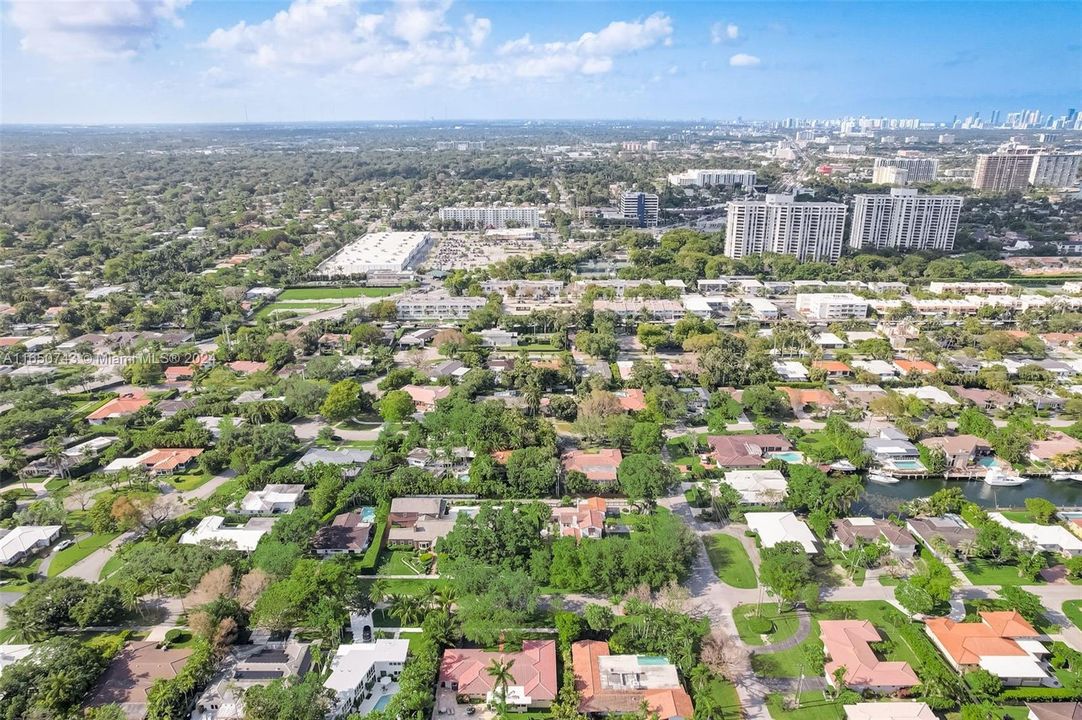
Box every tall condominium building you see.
[850,189,963,252]
[725,194,848,263]
[667,169,757,188]
[872,157,939,184]
[1029,153,1082,188]
[620,192,660,228]
[972,147,1039,192]
[437,206,542,228]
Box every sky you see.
[1,0,1079,125]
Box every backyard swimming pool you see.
[373,695,393,712]
[767,451,803,463]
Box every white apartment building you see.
[927,281,1014,295]
[850,189,963,251]
[393,291,488,320]
[318,231,432,275]
[796,293,869,320]
[1029,153,1082,188]
[872,157,939,184]
[437,206,542,228]
[667,169,757,188]
[725,194,848,263]
[619,192,660,227]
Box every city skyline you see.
[1,0,1080,125]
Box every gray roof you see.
[295,447,373,468]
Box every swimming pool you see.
[358,506,377,523]
[637,656,670,665]
[372,694,393,712]
[977,457,998,468]
[768,451,803,463]
[890,459,926,471]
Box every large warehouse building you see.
[317,231,432,276]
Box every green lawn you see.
[703,533,757,589]
[359,577,451,598]
[766,692,844,720]
[169,472,212,492]
[961,559,1044,586]
[1060,600,1082,631]
[376,549,430,576]
[733,604,802,647]
[279,287,402,300]
[49,532,121,577]
[0,558,43,592]
[999,510,1042,524]
[699,678,742,718]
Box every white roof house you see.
[988,512,1082,556]
[745,512,817,553]
[852,360,898,380]
[722,470,788,505]
[896,386,958,406]
[844,702,936,720]
[236,484,306,515]
[0,526,62,565]
[324,640,410,717]
[180,516,275,552]
[773,360,809,381]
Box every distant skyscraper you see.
[725,194,847,263]
[850,189,963,252]
[620,192,659,227]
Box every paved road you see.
[754,611,812,654]
[59,470,237,581]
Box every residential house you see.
[1026,703,1082,720]
[0,525,62,565]
[988,512,1082,556]
[906,515,978,558]
[157,399,197,418]
[852,360,899,382]
[237,484,306,515]
[87,642,195,720]
[896,386,958,406]
[1029,432,1082,464]
[951,386,1013,410]
[893,359,937,376]
[746,512,817,553]
[820,620,919,693]
[478,328,519,347]
[780,387,838,415]
[438,640,558,710]
[324,640,409,718]
[87,391,152,424]
[814,360,852,378]
[773,360,809,381]
[552,498,608,541]
[844,702,937,720]
[401,384,452,412]
[920,435,992,471]
[103,448,204,476]
[832,518,917,559]
[613,388,646,412]
[707,434,792,468]
[722,470,788,505]
[295,447,372,477]
[428,359,469,382]
[227,360,269,374]
[312,512,374,556]
[180,516,275,552]
[387,497,456,550]
[562,449,623,487]
[864,429,924,473]
[572,640,694,720]
[925,612,1055,687]
[192,637,311,720]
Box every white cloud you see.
[8,0,191,61]
[729,53,761,67]
[205,1,672,85]
[498,12,673,78]
[711,22,740,44]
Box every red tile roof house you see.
[86,641,194,720]
[613,388,647,412]
[813,360,852,377]
[402,384,452,412]
[164,365,196,383]
[924,612,1054,687]
[707,434,792,468]
[438,640,558,709]
[552,497,608,540]
[87,391,152,425]
[893,359,938,375]
[820,620,919,694]
[227,360,270,374]
[572,640,694,720]
[562,449,623,486]
[920,435,992,471]
[1029,432,1082,463]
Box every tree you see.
[486,658,516,715]
[617,454,676,506]
[895,581,936,616]
[379,389,416,423]
[245,677,334,720]
[0,637,110,719]
[584,603,615,632]
[7,577,124,639]
[630,422,663,453]
[1024,497,1057,524]
[966,668,1003,702]
[997,586,1045,626]
[758,542,813,610]
[319,379,364,422]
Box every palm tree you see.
[421,584,440,610]
[43,435,66,480]
[2,441,28,490]
[389,594,424,627]
[435,586,458,613]
[485,658,516,716]
[369,579,390,605]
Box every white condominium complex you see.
[850,189,963,252]
[620,192,660,227]
[725,194,848,263]
[1029,153,1082,188]
[796,293,869,320]
[438,206,542,228]
[872,157,939,184]
[972,150,1035,192]
[667,169,757,188]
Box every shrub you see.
[747,616,774,634]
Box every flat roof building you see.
[318,231,432,275]
[725,194,847,263]
[438,206,542,228]
[668,169,756,188]
[850,189,963,252]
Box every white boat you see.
[983,467,1027,487]
[867,471,900,485]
